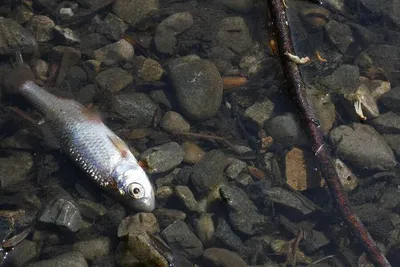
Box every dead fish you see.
[3,64,155,212]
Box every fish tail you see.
[3,64,35,94]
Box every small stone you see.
[53,26,80,45]
[168,56,223,120]
[380,86,400,112]
[149,89,176,109]
[369,111,400,134]
[333,158,358,192]
[0,152,33,191]
[0,18,38,55]
[217,17,252,54]
[138,58,164,82]
[27,251,88,267]
[202,248,248,267]
[383,134,400,157]
[64,66,87,90]
[95,67,133,92]
[112,92,158,128]
[31,58,49,81]
[127,232,169,267]
[80,33,111,58]
[15,6,34,24]
[75,84,97,105]
[162,220,204,259]
[175,186,202,213]
[96,13,128,41]
[39,198,83,232]
[94,39,134,66]
[225,158,247,179]
[52,46,81,64]
[153,208,187,229]
[2,239,38,267]
[359,77,391,100]
[140,142,184,174]
[76,198,107,220]
[214,217,243,251]
[182,141,205,164]
[220,0,254,12]
[72,237,111,261]
[343,84,380,120]
[325,20,355,54]
[194,213,215,245]
[160,111,190,133]
[118,213,159,237]
[307,88,336,134]
[27,15,55,42]
[59,8,74,17]
[112,0,159,27]
[321,64,360,93]
[246,179,272,205]
[329,123,397,170]
[156,186,174,204]
[244,99,275,128]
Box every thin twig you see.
[267,0,392,266]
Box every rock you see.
[244,99,275,128]
[31,58,49,81]
[127,232,169,267]
[52,46,81,65]
[220,184,268,236]
[137,58,164,82]
[299,5,330,32]
[369,111,400,134]
[95,13,128,41]
[383,134,400,157]
[189,150,229,198]
[27,252,87,267]
[53,26,80,45]
[76,198,107,220]
[154,12,194,54]
[112,92,158,127]
[325,19,354,54]
[153,208,187,229]
[342,84,380,120]
[112,0,159,28]
[0,152,33,191]
[220,0,254,12]
[140,142,184,174]
[329,123,397,170]
[2,239,38,267]
[168,56,223,120]
[64,66,87,90]
[333,158,358,192]
[149,89,176,109]
[225,158,247,179]
[80,33,111,57]
[380,86,400,112]
[15,6,34,24]
[118,213,159,237]
[59,8,74,17]
[72,237,111,261]
[162,220,204,259]
[321,64,360,93]
[95,67,133,92]
[75,84,97,105]
[194,213,215,245]
[156,186,174,205]
[182,141,205,164]
[175,186,202,213]
[214,217,243,251]
[307,88,336,134]
[217,17,252,54]
[202,248,248,267]
[160,111,190,133]
[27,15,55,42]
[0,18,38,55]
[39,198,83,232]
[264,113,309,147]
[93,39,134,65]
[115,241,138,266]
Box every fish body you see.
[4,66,155,212]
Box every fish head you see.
[117,164,155,212]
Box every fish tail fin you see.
[3,64,35,94]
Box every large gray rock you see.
[0,18,38,55]
[112,0,159,28]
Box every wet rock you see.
[342,83,380,120]
[220,0,254,12]
[168,56,223,121]
[334,158,358,192]
[175,186,202,213]
[380,86,400,112]
[217,17,252,54]
[264,113,309,147]
[2,239,38,267]
[194,213,215,245]
[75,84,97,105]
[31,58,49,81]
[156,186,174,205]
[203,248,247,267]
[214,217,243,251]
[140,142,184,174]
[118,213,159,238]
[137,58,164,82]
[0,152,33,191]
[154,12,194,54]
[236,173,253,186]
[27,15,55,42]
[127,232,169,267]
[112,92,158,127]
[329,123,397,170]
[307,88,336,134]
[189,150,229,198]
[60,8,74,17]
[220,184,268,235]
[265,187,319,216]
[0,18,38,55]
[359,77,390,100]
[369,111,400,134]
[93,39,134,65]
[52,46,81,64]
[72,237,111,261]
[162,220,204,259]
[80,33,111,57]
[39,198,83,232]
[225,158,247,179]
[182,141,205,164]
[53,26,80,45]
[153,208,187,229]
[321,64,360,93]
[76,199,107,220]
[115,241,138,266]
[95,13,128,41]
[27,251,88,267]
[149,89,176,109]
[160,111,190,133]
[244,99,275,128]
[383,134,400,157]
[15,6,34,24]
[112,0,159,28]
[246,180,273,205]
[95,67,133,92]
[64,66,87,90]
[239,43,272,77]
[325,20,354,54]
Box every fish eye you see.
[128,183,145,199]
